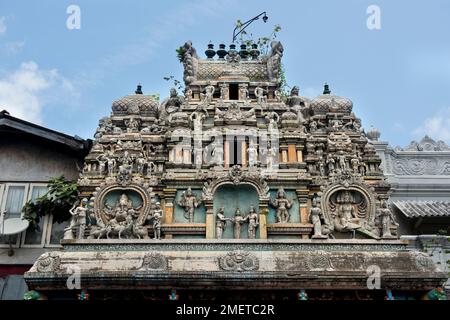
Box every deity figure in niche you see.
[177,187,202,223]
[254,86,267,105]
[201,81,215,106]
[106,193,141,222]
[270,187,293,223]
[215,205,231,239]
[265,111,279,132]
[247,140,258,167]
[333,191,361,232]
[152,202,163,240]
[231,208,248,239]
[247,205,259,239]
[211,142,224,166]
[377,200,398,238]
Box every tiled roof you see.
[393,200,450,218]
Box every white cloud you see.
[0,17,6,35]
[0,61,75,124]
[413,107,450,142]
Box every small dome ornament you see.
[310,83,353,115]
[135,84,143,95]
[367,126,381,141]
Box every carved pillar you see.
[168,147,175,163]
[288,144,297,163]
[241,140,247,167]
[296,189,310,239]
[224,141,230,168]
[163,188,177,239]
[183,147,191,164]
[296,145,303,163]
[204,199,214,239]
[175,145,183,164]
[259,198,269,239]
[280,145,288,163]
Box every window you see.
[229,83,239,100]
[0,183,65,248]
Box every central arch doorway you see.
[213,184,259,239]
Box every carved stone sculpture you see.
[152,202,162,240]
[64,198,89,240]
[377,200,398,239]
[254,86,267,105]
[177,187,202,223]
[231,208,248,239]
[159,88,184,123]
[270,187,293,223]
[310,197,328,239]
[201,82,215,106]
[247,205,259,239]
[247,141,258,167]
[218,250,259,271]
[215,205,230,239]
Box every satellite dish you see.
[0,217,29,236]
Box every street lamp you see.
[232,12,268,43]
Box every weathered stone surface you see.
[25,240,446,291]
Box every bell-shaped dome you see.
[310,84,353,114]
[366,126,381,141]
[112,85,159,117]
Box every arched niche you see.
[321,183,377,234]
[93,183,153,226]
[213,184,259,239]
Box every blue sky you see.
[1,0,449,147]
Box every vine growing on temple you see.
[22,176,79,230]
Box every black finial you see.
[135,84,143,94]
[323,83,331,94]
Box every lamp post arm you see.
[232,12,267,43]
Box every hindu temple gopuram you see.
[24,41,446,300]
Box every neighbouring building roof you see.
[0,109,91,154]
[393,200,450,218]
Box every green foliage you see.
[176,46,186,63]
[163,75,184,91]
[22,176,78,231]
[234,21,282,55]
[279,63,290,98]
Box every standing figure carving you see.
[247,140,258,168]
[310,197,328,239]
[177,187,202,223]
[201,82,215,106]
[270,188,293,223]
[231,208,248,239]
[64,198,89,239]
[215,205,231,239]
[377,200,398,238]
[152,202,162,240]
[247,205,259,239]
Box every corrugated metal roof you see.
[393,200,450,218]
